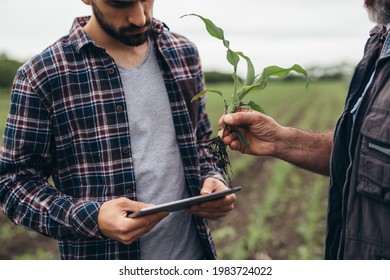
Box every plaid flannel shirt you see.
[0,17,225,259]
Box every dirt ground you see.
[210,154,327,260]
[0,214,59,259]
[210,156,278,259]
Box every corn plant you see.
[183,13,307,119]
[182,14,308,184]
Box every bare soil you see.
[210,154,324,260]
[0,214,59,259]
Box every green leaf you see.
[231,71,242,102]
[237,101,266,114]
[258,64,308,90]
[227,49,240,69]
[234,83,265,103]
[191,89,224,102]
[247,101,266,114]
[235,64,308,102]
[181,14,232,50]
[223,99,229,112]
[236,52,255,86]
[182,14,240,71]
[231,127,250,148]
[181,14,225,41]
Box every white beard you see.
[365,0,390,24]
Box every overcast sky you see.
[0,0,375,74]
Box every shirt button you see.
[122,147,130,155]
[108,68,116,75]
[125,189,133,195]
[116,105,123,112]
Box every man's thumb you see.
[223,114,235,125]
[224,113,250,126]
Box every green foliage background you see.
[0,54,22,88]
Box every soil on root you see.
[208,136,232,186]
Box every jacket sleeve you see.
[0,68,102,241]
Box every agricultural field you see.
[207,79,349,260]
[0,79,349,259]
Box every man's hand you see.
[187,178,236,220]
[97,198,168,244]
[220,108,333,176]
[220,109,282,157]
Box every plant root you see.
[208,134,232,187]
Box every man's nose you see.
[127,2,146,27]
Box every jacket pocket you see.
[368,142,390,156]
[357,110,390,203]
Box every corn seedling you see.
[182,14,308,184]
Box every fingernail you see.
[224,114,233,123]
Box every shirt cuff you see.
[71,201,103,239]
[204,171,228,187]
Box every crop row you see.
[209,80,348,259]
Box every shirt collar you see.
[380,24,390,57]
[69,16,95,53]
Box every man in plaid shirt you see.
[0,0,236,259]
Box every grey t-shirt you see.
[118,42,203,260]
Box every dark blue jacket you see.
[326,25,390,259]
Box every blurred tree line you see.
[0,53,354,90]
[0,53,23,88]
[204,63,354,85]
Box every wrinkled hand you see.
[187,178,236,220]
[219,108,283,157]
[97,198,168,244]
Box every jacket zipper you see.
[336,125,355,259]
[328,63,359,260]
[335,51,389,258]
[331,28,390,259]
[335,66,379,259]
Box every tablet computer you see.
[128,186,241,218]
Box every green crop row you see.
[209,79,347,260]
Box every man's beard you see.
[365,0,390,24]
[91,2,151,46]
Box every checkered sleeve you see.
[0,68,103,240]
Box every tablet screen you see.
[128,186,241,218]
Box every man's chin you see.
[119,30,150,47]
[121,37,149,47]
